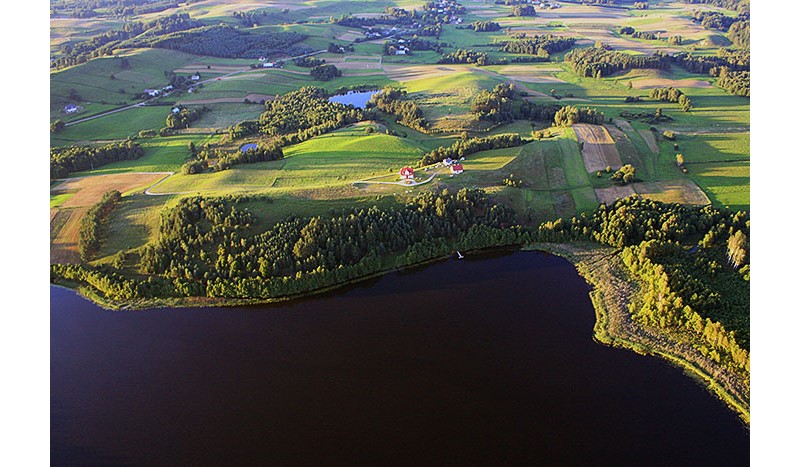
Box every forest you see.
[256,87,365,138]
[471,83,515,122]
[310,64,342,81]
[648,87,693,111]
[553,106,605,126]
[511,5,537,16]
[50,141,144,179]
[565,46,670,78]
[53,189,524,302]
[51,0,180,18]
[419,134,525,166]
[500,35,576,57]
[535,196,749,371]
[369,87,429,132]
[146,24,309,59]
[468,21,502,32]
[438,49,490,66]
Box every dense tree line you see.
[727,20,749,49]
[438,49,490,66]
[471,83,515,122]
[53,193,530,304]
[310,64,342,81]
[683,0,749,15]
[691,10,739,31]
[666,49,749,75]
[78,190,121,261]
[232,10,261,27]
[631,31,659,40]
[51,13,201,69]
[146,24,309,59]
[518,101,564,122]
[294,57,325,67]
[511,5,537,16]
[130,190,517,299]
[715,68,749,97]
[165,106,208,129]
[51,0,179,18]
[334,15,407,28]
[660,50,749,96]
[51,141,144,179]
[534,196,751,365]
[368,87,429,132]
[648,87,692,111]
[565,46,670,78]
[469,21,502,32]
[500,35,576,57]
[419,134,525,166]
[553,106,605,126]
[51,119,66,134]
[620,240,749,369]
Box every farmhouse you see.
[172,107,181,114]
[191,74,201,81]
[64,104,79,114]
[443,157,454,166]
[450,164,464,175]
[144,89,160,97]
[263,62,275,68]
[400,167,415,180]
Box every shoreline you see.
[527,242,750,426]
[51,241,749,423]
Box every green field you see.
[50,0,750,255]
[151,125,424,195]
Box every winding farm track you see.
[354,169,443,187]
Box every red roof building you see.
[450,163,464,174]
[400,167,415,180]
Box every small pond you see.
[328,90,379,109]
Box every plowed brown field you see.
[574,124,622,172]
[50,173,168,264]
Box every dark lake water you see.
[51,250,749,466]
[328,90,378,109]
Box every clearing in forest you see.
[573,124,622,173]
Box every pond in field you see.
[328,90,378,108]
[51,250,748,466]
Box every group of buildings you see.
[399,159,464,182]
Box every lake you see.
[51,250,749,466]
[328,90,378,109]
